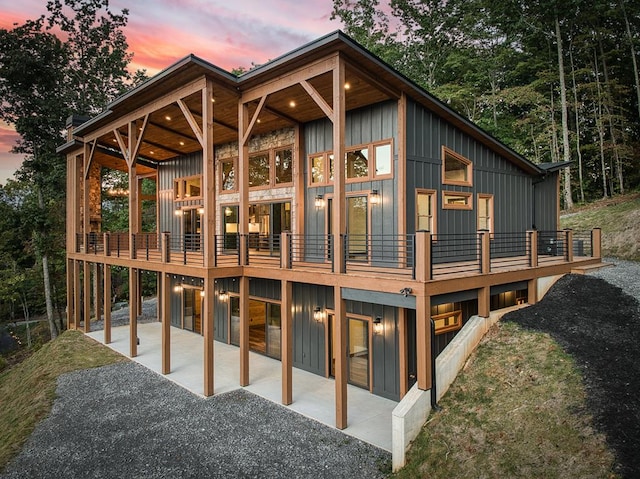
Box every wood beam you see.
[203,276,215,396]
[281,280,293,405]
[300,79,333,121]
[73,261,81,330]
[178,98,204,147]
[263,105,299,125]
[238,103,249,239]
[83,261,91,333]
[66,259,73,330]
[239,276,250,386]
[83,140,98,180]
[104,264,111,344]
[242,95,267,146]
[162,273,171,374]
[332,57,346,274]
[202,79,216,267]
[129,267,138,357]
[131,115,150,162]
[398,307,408,398]
[334,285,347,429]
[241,55,337,103]
[113,129,129,164]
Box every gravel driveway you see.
[1,362,390,479]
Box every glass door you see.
[182,288,202,334]
[328,315,370,389]
[183,209,201,251]
[347,196,368,260]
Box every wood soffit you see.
[75,31,542,176]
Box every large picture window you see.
[174,175,202,200]
[442,146,472,186]
[346,148,369,179]
[249,146,294,189]
[220,159,236,192]
[249,152,270,187]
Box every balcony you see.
[73,229,601,281]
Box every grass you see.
[0,330,126,471]
[561,192,640,261]
[392,322,617,479]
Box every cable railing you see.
[167,233,204,265]
[571,230,593,257]
[490,232,529,270]
[344,234,415,277]
[215,234,241,266]
[538,230,567,260]
[431,233,482,277]
[246,234,281,266]
[289,234,333,270]
[132,233,160,260]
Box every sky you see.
[0,0,345,185]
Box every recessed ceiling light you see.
[150,151,155,155]
[344,82,351,90]
[211,98,215,103]
[165,115,171,121]
[179,141,185,146]
[257,119,261,123]
[289,101,296,108]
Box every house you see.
[59,31,601,438]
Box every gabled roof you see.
[71,30,548,176]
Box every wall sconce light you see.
[314,195,325,209]
[400,287,412,297]
[173,284,183,293]
[198,207,205,215]
[313,306,324,323]
[370,189,380,205]
[218,290,229,302]
[200,290,205,298]
[174,208,183,216]
[373,316,383,335]
[224,206,233,217]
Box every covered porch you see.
[86,321,397,451]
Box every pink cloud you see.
[0,124,24,184]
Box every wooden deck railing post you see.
[281,232,292,269]
[103,233,110,257]
[479,230,491,274]
[527,230,538,267]
[162,232,171,263]
[592,228,602,258]
[564,229,574,262]
[415,231,432,281]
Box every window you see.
[442,146,472,186]
[220,159,236,192]
[174,175,202,200]
[249,152,270,187]
[346,148,369,179]
[374,143,392,176]
[249,146,293,188]
[307,140,392,186]
[432,310,462,335]
[275,147,293,184]
[416,189,436,233]
[347,196,368,258]
[443,191,472,210]
[477,194,493,232]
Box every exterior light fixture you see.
[314,195,325,209]
[174,284,183,293]
[313,307,324,323]
[370,189,380,205]
[200,290,205,298]
[373,316,383,335]
[198,207,205,215]
[174,208,183,216]
[218,290,229,302]
[224,206,233,217]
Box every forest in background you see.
[1,0,639,336]
[332,0,640,207]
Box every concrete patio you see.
[86,322,397,451]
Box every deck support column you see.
[478,286,490,318]
[104,264,111,344]
[73,260,81,330]
[415,231,432,281]
[94,264,102,326]
[281,280,293,405]
[480,230,491,274]
[203,277,215,396]
[398,308,408,398]
[416,294,432,391]
[527,230,538,267]
[156,272,162,322]
[528,279,538,305]
[162,273,171,374]
[239,276,250,386]
[334,285,347,429]
[564,229,574,262]
[129,267,138,357]
[66,259,74,330]
[83,261,91,333]
[592,228,602,258]
[332,56,346,274]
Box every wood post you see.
[239,276,250,386]
[478,286,490,318]
[83,261,91,333]
[480,230,491,274]
[129,267,138,357]
[66,259,73,331]
[281,232,292,269]
[416,294,432,391]
[104,264,111,344]
[527,230,538,267]
[332,56,346,274]
[334,284,347,429]
[73,261,81,330]
[281,280,293,405]
[162,273,171,374]
[162,232,171,263]
[528,278,538,305]
[415,231,432,281]
[592,228,602,258]
[564,229,574,262]
[398,308,408,398]
[203,276,215,396]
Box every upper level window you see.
[174,175,201,200]
[347,148,369,179]
[249,146,294,189]
[308,140,392,186]
[220,159,236,192]
[443,191,472,210]
[477,194,493,232]
[416,189,436,233]
[442,146,472,186]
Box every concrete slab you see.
[87,322,396,451]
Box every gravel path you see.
[0,362,390,479]
[589,258,640,305]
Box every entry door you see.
[329,315,370,389]
[183,288,202,334]
[183,209,201,251]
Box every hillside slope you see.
[561,193,640,261]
